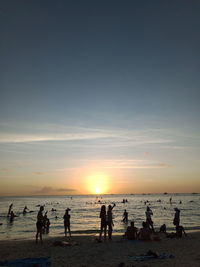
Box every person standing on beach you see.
[107,203,116,240]
[63,208,71,237]
[99,205,107,240]
[36,206,44,244]
[145,206,154,232]
[173,208,180,227]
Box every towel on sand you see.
[129,250,174,261]
[0,257,51,266]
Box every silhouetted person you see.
[145,206,154,232]
[99,205,107,239]
[125,221,138,240]
[173,208,180,227]
[159,224,166,233]
[122,209,128,223]
[10,210,17,223]
[7,203,13,217]
[138,222,151,241]
[43,211,49,233]
[63,208,71,237]
[170,197,172,204]
[23,206,28,214]
[176,225,186,238]
[36,206,44,244]
[107,203,115,240]
[44,216,50,234]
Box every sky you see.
[0,1,200,196]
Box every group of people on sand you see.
[99,203,116,240]
[36,206,71,244]
[36,206,52,243]
[34,202,186,244]
[124,206,186,241]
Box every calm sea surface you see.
[0,194,199,240]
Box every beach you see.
[0,232,200,267]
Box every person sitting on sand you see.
[63,208,71,237]
[173,208,180,227]
[167,225,186,239]
[107,203,116,240]
[138,221,151,241]
[99,205,107,240]
[176,225,186,238]
[125,221,138,240]
[36,206,44,244]
[122,209,128,223]
[7,203,13,217]
[145,206,154,232]
[159,224,167,233]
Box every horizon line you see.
[0,192,199,198]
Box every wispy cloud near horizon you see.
[33,186,76,194]
[0,123,172,147]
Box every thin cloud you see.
[34,186,76,194]
[57,188,76,192]
[0,125,172,148]
[67,159,169,169]
[0,168,11,172]
[33,172,47,175]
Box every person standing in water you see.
[63,208,71,237]
[145,206,154,232]
[23,206,28,215]
[107,203,116,240]
[122,209,128,223]
[99,205,107,240]
[173,208,180,227]
[36,206,44,244]
[7,203,13,217]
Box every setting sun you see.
[86,173,109,194]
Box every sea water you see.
[0,193,199,240]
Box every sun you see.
[86,173,109,194]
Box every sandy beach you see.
[0,232,200,267]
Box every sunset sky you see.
[1,1,200,196]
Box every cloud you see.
[0,168,11,172]
[34,186,76,194]
[57,188,76,192]
[33,172,47,175]
[72,159,169,169]
[0,125,172,148]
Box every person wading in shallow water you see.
[63,208,71,237]
[173,208,180,227]
[36,206,44,244]
[145,206,154,232]
[122,209,128,223]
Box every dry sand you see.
[0,232,200,267]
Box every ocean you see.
[0,193,199,240]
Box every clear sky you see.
[0,1,200,196]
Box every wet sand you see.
[0,232,200,266]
